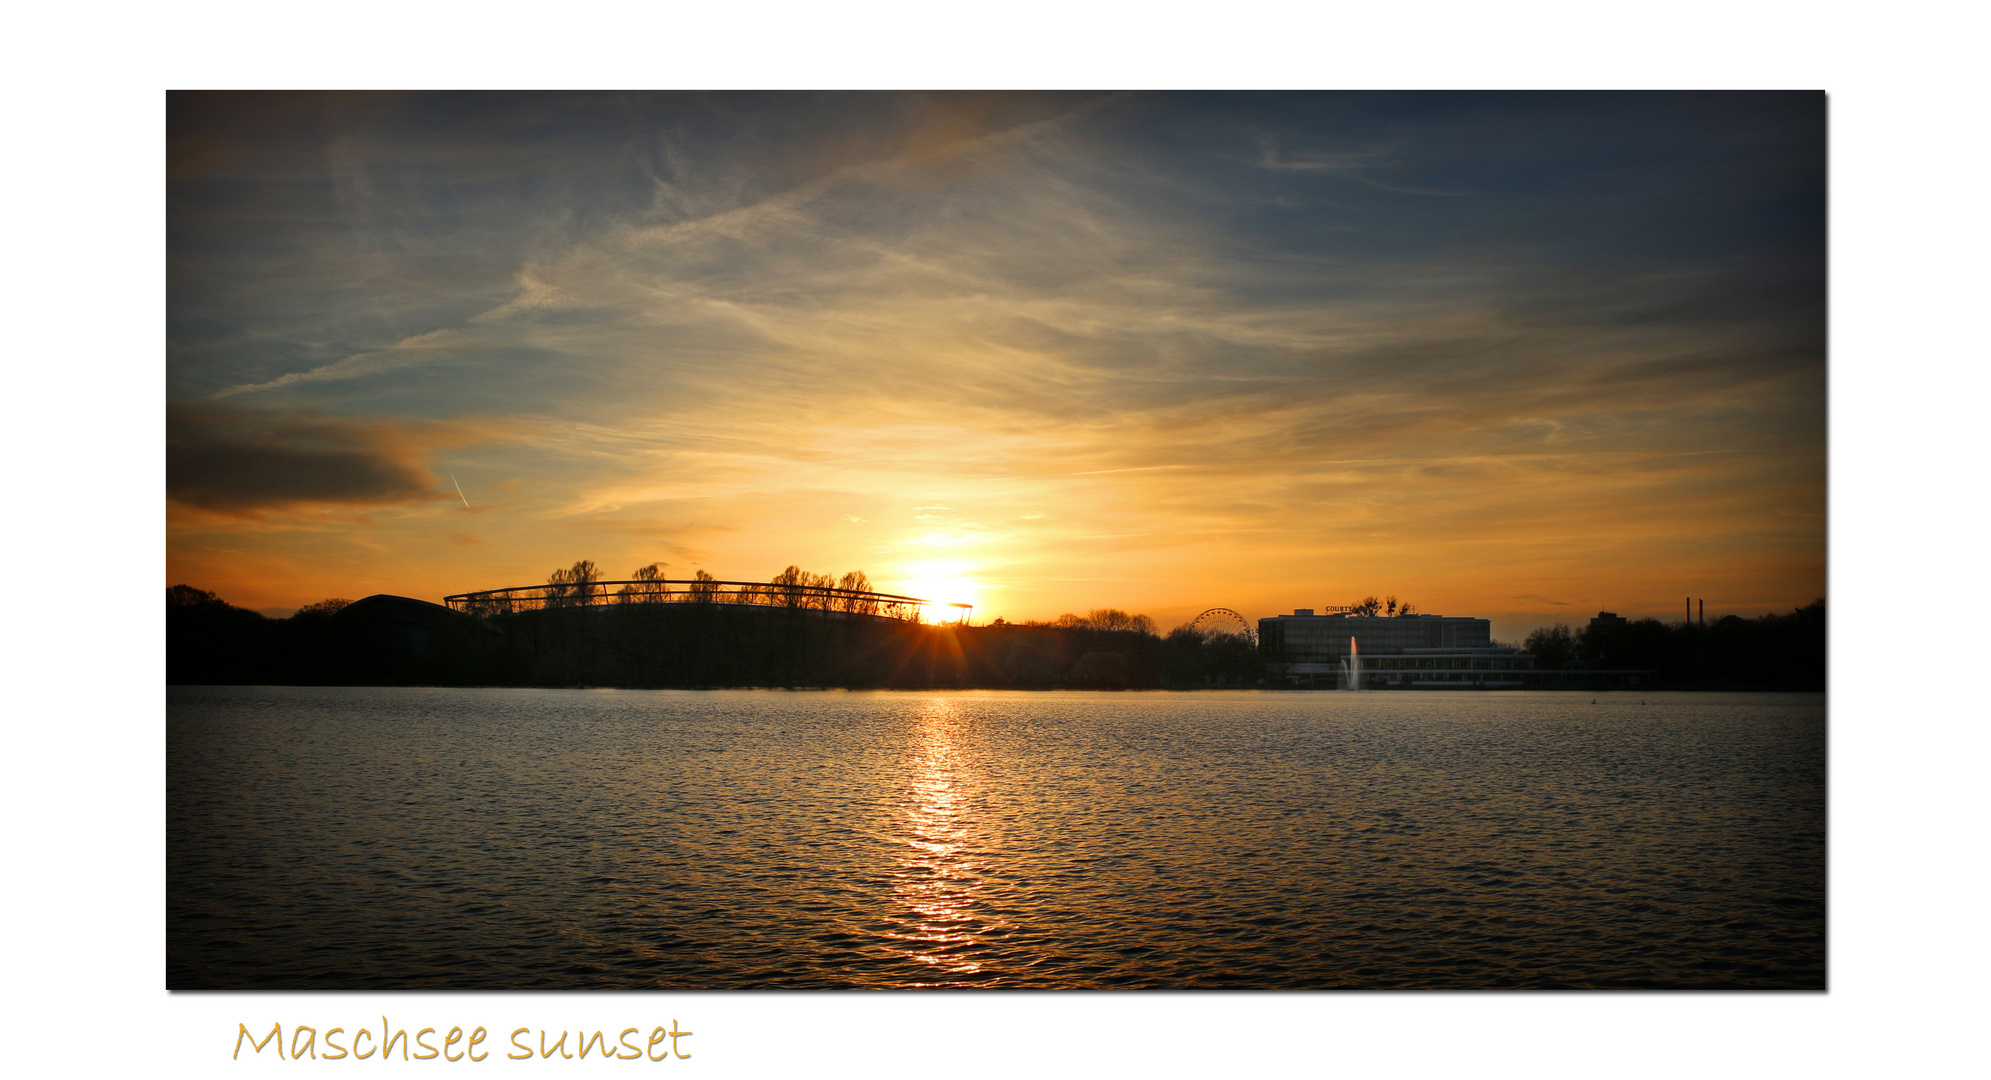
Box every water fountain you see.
[1344,636,1361,690]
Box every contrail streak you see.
[450,472,471,509]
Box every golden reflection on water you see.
[887,699,998,981]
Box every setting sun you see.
[892,563,982,622]
[167,90,1824,640]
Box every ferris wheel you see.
[1190,607,1256,645]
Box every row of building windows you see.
[1259,612,1523,671]
[1284,657,1532,671]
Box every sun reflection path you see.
[886,701,1007,982]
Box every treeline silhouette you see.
[166,573,1260,689]
[169,584,363,685]
[168,576,1826,691]
[1520,600,1825,689]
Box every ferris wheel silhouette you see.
[1189,607,1255,645]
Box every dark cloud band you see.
[167,399,438,512]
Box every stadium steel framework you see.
[444,578,973,624]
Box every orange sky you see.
[168,92,1824,639]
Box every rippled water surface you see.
[169,687,1824,989]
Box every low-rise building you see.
[1588,610,1629,635]
[1258,610,1534,688]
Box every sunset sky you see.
[167,91,1824,636]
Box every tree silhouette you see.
[618,562,668,604]
[806,571,836,609]
[1047,609,1160,636]
[571,560,600,605]
[546,560,601,607]
[839,570,875,614]
[168,584,223,608]
[769,564,806,607]
[1524,624,1578,668]
[688,569,719,602]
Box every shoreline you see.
[166,682,1826,694]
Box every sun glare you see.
[893,565,981,623]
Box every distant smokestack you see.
[1699,598,1704,629]
[1686,597,1691,626]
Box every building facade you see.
[1258,610,1536,688]
[1587,610,1629,635]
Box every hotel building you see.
[1257,610,1536,688]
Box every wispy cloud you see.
[213,329,463,398]
[168,92,1824,629]
[1255,139,1393,173]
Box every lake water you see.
[168,686,1824,989]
